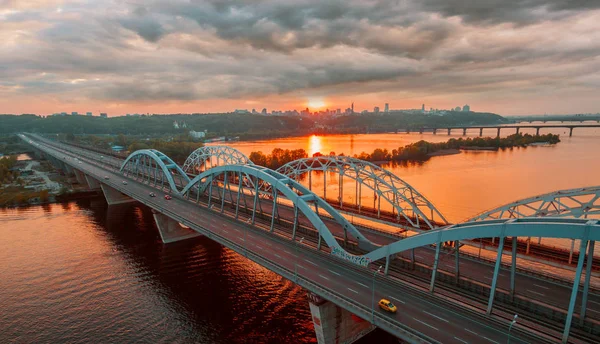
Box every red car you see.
[164,195,172,200]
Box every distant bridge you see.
[396,124,600,137]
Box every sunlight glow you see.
[307,98,326,109]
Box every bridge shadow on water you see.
[71,197,400,343]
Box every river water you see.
[2,124,599,343]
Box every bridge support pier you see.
[152,210,202,244]
[419,128,423,134]
[497,128,501,138]
[84,175,101,190]
[462,128,467,136]
[307,292,375,344]
[429,238,442,292]
[100,184,136,205]
[479,128,483,136]
[569,127,574,137]
[562,234,590,343]
[74,169,87,185]
[516,127,520,134]
[433,128,437,135]
[536,127,540,135]
[447,128,451,135]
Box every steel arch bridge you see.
[120,149,191,193]
[467,186,600,222]
[182,145,253,174]
[180,164,377,260]
[276,156,448,230]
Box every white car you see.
[122,181,127,185]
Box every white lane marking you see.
[328,269,341,276]
[587,308,600,314]
[348,288,359,294]
[422,310,449,323]
[464,329,479,336]
[588,300,600,306]
[454,337,468,344]
[297,265,306,270]
[413,318,438,331]
[319,274,330,281]
[238,237,245,241]
[527,289,545,297]
[533,283,550,290]
[415,255,424,259]
[304,259,318,266]
[284,250,291,254]
[274,254,282,259]
[356,281,369,288]
[232,228,240,232]
[389,296,405,304]
[482,336,499,344]
[266,242,273,247]
[222,230,228,233]
[483,276,493,280]
[256,245,264,250]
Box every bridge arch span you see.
[183,145,252,174]
[120,149,191,193]
[365,218,600,262]
[466,186,600,222]
[181,164,377,259]
[276,156,448,230]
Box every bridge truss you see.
[182,145,252,175]
[120,149,191,193]
[467,186,600,222]
[277,156,448,230]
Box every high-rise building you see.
[86,112,92,116]
[421,104,425,113]
[71,111,78,116]
[351,102,354,113]
[374,106,380,113]
[462,104,471,112]
[100,113,108,118]
[384,103,389,113]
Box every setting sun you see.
[307,98,326,109]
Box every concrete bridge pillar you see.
[433,128,437,135]
[74,169,87,185]
[418,128,423,134]
[569,127,574,137]
[516,127,520,134]
[447,128,451,135]
[307,292,375,344]
[496,127,501,137]
[152,210,202,243]
[100,184,136,205]
[479,128,483,136]
[462,128,467,136]
[405,128,410,134]
[63,163,74,176]
[84,175,101,190]
[536,127,540,136]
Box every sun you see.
[307,98,326,109]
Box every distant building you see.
[100,113,108,118]
[336,109,341,115]
[71,112,78,116]
[455,106,461,111]
[351,102,354,113]
[173,121,179,129]
[234,109,250,114]
[345,108,352,114]
[189,130,206,139]
[384,103,389,113]
[374,106,380,113]
[61,112,67,116]
[462,104,471,112]
[86,112,92,116]
[261,108,267,115]
[421,104,425,113]
[111,145,125,152]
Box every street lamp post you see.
[507,314,518,344]
[295,237,305,282]
[371,266,383,322]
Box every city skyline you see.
[1,1,600,116]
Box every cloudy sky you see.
[1,0,600,116]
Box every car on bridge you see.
[149,192,156,197]
[104,176,109,180]
[378,299,397,313]
[122,181,127,185]
[164,195,172,200]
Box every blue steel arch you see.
[277,156,448,230]
[364,218,600,262]
[181,164,378,261]
[120,149,191,193]
[182,145,253,174]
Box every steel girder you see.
[467,186,600,222]
[120,149,191,193]
[182,145,253,174]
[364,218,600,262]
[276,156,448,230]
[180,164,377,264]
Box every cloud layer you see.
[1,0,599,115]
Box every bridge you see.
[19,133,600,344]
[506,114,600,124]
[396,124,600,137]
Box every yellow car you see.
[378,299,397,313]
